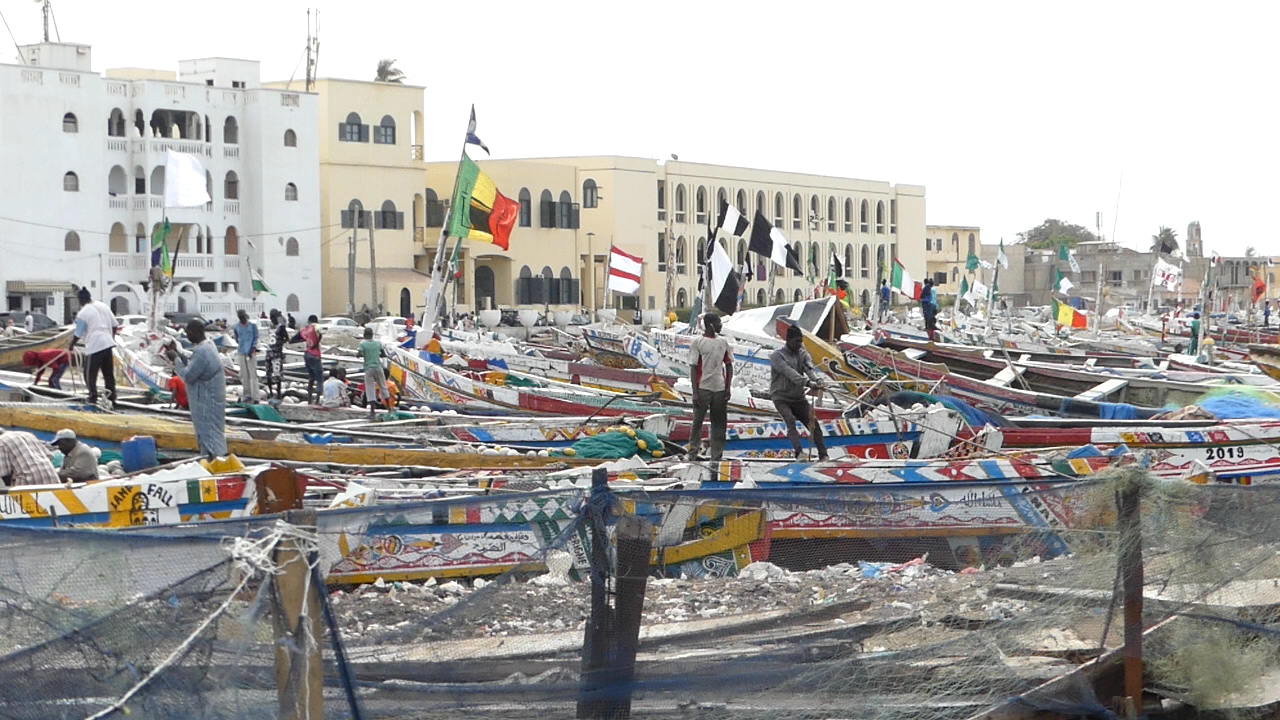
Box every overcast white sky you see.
[6,0,1276,255]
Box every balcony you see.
[131,139,212,158]
[414,227,425,243]
[224,147,239,159]
[150,197,163,210]
[107,254,147,270]
[410,145,424,160]
[224,201,240,214]
[174,256,213,274]
[133,197,147,211]
[224,257,241,270]
[106,138,128,153]
[108,197,128,210]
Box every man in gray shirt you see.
[769,324,829,461]
[687,313,733,460]
[51,428,98,482]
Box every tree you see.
[374,59,405,84]
[1246,246,1258,257]
[1150,226,1179,255]
[1016,219,1098,250]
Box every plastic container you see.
[121,436,159,473]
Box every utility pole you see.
[368,212,379,315]
[346,230,356,316]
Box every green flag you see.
[1058,242,1069,262]
[959,276,970,305]
[965,252,979,272]
[150,218,171,274]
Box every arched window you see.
[203,114,210,142]
[150,166,166,196]
[340,112,365,142]
[223,116,238,144]
[109,223,127,253]
[952,232,960,251]
[108,165,127,196]
[518,188,531,227]
[792,194,802,230]
[861,289,871,308]
[374,115,396,144]
[890,199,897,233]
[194,226,203,254]
[697,237,707,265]
[860,200,870,232]
[736,238,746,266]
[774,192,784,226]
[559,266,574,304]
[135,223,146,253]
[809,242,819,275]
[757,259,767,283]
[860,245,870,278]
[844,199,854,232]
[558,190,573,228]
[675,184,687,223]
[133,165,145,194]
[810,195,820,228]
[379,199,400,229]
[716,188,728,217]
[582,178,598,209]
[794,289,803,302]
[283,129,297,147]
[968,233,976,257]
[62,113,78,133]
[225,226,239,255]
[516,265,533,305]
[286,294,300,312]
[736,189,747,215]
[133,109,145,137]
[107,108,126,137]
[539,189,554,228]
[844,245,854,277]
[63,172,79,192]
[676,288,688,308]
[695,186,707,224]
[475,266,496,309]
[676,236,688,275]
[756,289,766,306]
[875,201,885,234]
[773,289,784,304]
[348,199,365,229]
[205,171,213,204]
[224,171,238,200]
[755,191,766,219]
[399,288,412,318]
[827,197,837,232]
[286,237,299,257]
[952,267,959,282]
[285,182,297,201]
[64,231,80,252]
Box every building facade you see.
[925,225,981,297]
[264,78,428,318]
[0,42,321,322]
[419,156,927,318]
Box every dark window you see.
[339,112,368,142]
[517,188,531,227]
[657,232,667,272]
[374,115,396,144]
[285,183,297,201]
[890,199,897,233]
[558,191,578,229]
[583,179,598,209]
[539,190,555,228]
[774,193,784,226]
[933,272,947,285]
[675,184,686,223]
[695,186,707,224]
[64,231,80,252]
[63,172,79,192]
[284,129,297,147]
[792,194,802,230]
[860,200,869,232]
[62,113,77,133]
[224,171,239,200]
[223,116,238,144]
[286,238,299,256]
[875,201,885,233]
[375,200,403,230]
[658,179,666,221]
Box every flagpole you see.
[1146,256,1157,316]
[425,110,477,335]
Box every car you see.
[314,316,363,337]
[0,311,59,332]
[117,314,150,327]
[163,312,219,332]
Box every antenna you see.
[34,0,55,43]
[304,9,320,92]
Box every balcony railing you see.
[108,197,128,210]
[414,227,425,243]
[410,145,424,160]
[106,254,147,270]
[133,197,147,211]
[224,147,239,159]
[224,201,240,214]
[175,256,213,272]
[106,139,128,152]
[131,139,211,157]
[150,197,163,209]
[224,257,241,270]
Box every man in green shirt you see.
[358,328,389,418]
[1189,312,1201,356]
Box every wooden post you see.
[1117,482,1144,716]
[273,509,324,720]
[605,513,654,720]
[578,467,613,719]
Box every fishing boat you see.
[0,326,74,370]
[1248,344,1280,383]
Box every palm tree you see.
[374,59,405,84]
[1246,246,1258,258]
[1150,226,1179,255]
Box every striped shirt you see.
[0,432,59,486]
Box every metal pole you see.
[368,216,378,316]
[347,230,356,317]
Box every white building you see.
[0,42,321,323]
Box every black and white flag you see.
[748,211,801,273]
[717,200,749,237]
[830,245,843,278]
[709,238,741,315]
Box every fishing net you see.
[1190,386,1280,420]
[11,470,1280,719]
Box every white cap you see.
[51,428,76,444]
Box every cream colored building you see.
[925,225,981,298]
[421,156,927,317]
[264,77,428,317]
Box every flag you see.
[979,259,995,270]
[163,150,211,207]
[1211,252,1222,267]
[997,239,1009,270]
[1152,257,1183,291]
[959,276,970,305]
[448,238,463,279]
[607,245,643,294]
[150,218,172,273]
[829,244,843,278]
[1057,243,1069,262]
[965,252,979,272]
[708,239,740,315]
[742,262,753,283]
[717,201,749,237]
[166,226,183,279]
[1056,270,1073,295]
[748,211,801,272]
[1253,275,1267,305]
[251,268,275,295]
[890,258,921,300]
[465,105,489,155]
[1054,299,1088,329]
[447,154,518,250]
[969,280,989,304]
[1068,250,1081,273]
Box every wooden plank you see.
[1074,378,1128,402]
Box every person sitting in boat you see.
[425,332,444,365]
[2,318,18,337]
[22,349,70,390]
[50,428,97,483]
[769,325,829,461]
[321,367,350,409]
[0,429,59,487]
[164,321,227,460]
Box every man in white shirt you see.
[68,288,118,408]
[687,313,733,460]
[23,313,33,333]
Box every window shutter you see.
[360,124,370,142]
[396,211,405,230]
[541,200,556,228]
[338,122,345,140]
[373,211,383,230]
[570,203,581,229]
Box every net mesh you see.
[7,469,1280,719]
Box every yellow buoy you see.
[564,448,577,457]
[636,439,648,450]
[651,450,664,458]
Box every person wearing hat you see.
[687,312,732,460]
[68,287,118,408]
[768,324,829,461]
[0,429,59,487]
[51,429,97,483]
[165,319,227,459]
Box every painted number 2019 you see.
[1205,446,1243,460]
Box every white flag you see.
[1068,251,1081,274]
[1058,275,1074,294]
[997,242,1009,270]
[979,259,995,270]
[607,246,643,294]
[1152,257,1183,291]
[967,281,989,305]
[163,150,212,207]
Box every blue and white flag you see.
[466,105,489,155]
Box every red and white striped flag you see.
[607,246,643,294]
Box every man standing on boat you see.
[878,280,891,323]
[69,288,118,409]
[232,310,260,403]
[687,313,733,461]
[265,311,289,400]
[769,325,829,461]
[165,320,227,459]
[0,429,59,486]
[291,315,324,404]
[51,429,97,483]
[359,327,389,418]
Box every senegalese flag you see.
[151,218,172,274]
[1053,299,1088,329]
[447,154,519,250]
[251,268,274,295]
